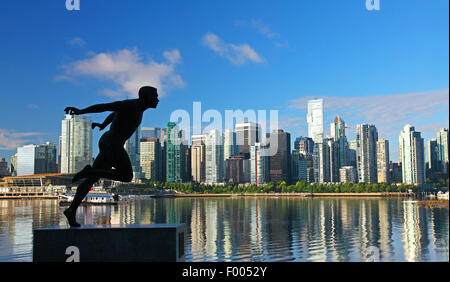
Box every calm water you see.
[0,197,448,262]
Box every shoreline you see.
[155,192,415,198]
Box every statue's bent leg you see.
[83,146,133,182]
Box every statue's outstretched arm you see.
[65,101,126,115]
[92,112,115,130]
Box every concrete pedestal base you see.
[33,224,185,262]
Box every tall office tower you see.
[250,143,269,185]
[57,136,62,173]
[0,158,8,177]
[10,154,17,176]
[427,139,440,171]
[191,134,207,183]
[348,140,357,169]
[205,130,224,184]
[61,114,92,173]
[184,147,191,182]
[266,129,291,183]
[356,124,378,183]
[339,166,357,184]
[326,138,340,183]
[125,126,143,182]
[236,121,261,155]
[159,128,168,182]
[140,138,161,181]
[223,129,239,161]
[330,116,348,168]
[16,142,57,176]
[399,124,425,184]
[307,98,324,143]
[377,139,390,183]
[314,142,330,183]
[294,136,314,155]
[166,122,187,183]
[141,127,161,139]
[291,151,308,182]
[436,128,449,172]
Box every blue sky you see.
[0,0,448,162]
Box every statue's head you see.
[139,86,159,108]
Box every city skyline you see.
[0,1,449,163]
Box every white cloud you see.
[60,48,186,98]
[0,129,44,150]
[202,33,265,65]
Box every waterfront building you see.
[236,122,261,155]
[307,98,324,143]
[339,166,357,183]
[124,126,143,182]
[327,138,340,183]
[436,128,449,172]
[250,143,269,185]
[191,134,207,183]
[377,138,390,183]
[159,128,168,182]
[399,124,425,184]
[223,129,239,161]
[356,124,378,183]
[427,139,440,172]
[266,129,291,183]
[16,142,57,176]
[205,130,224,184]
[166,122,187,183]
[314,141,330,183]
[61,114,92,174]
[330,116,348,168]
[0,158,8,177]
[140,137,161,181]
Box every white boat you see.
[437,191,449,200]
[59,190,124,206]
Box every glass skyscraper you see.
[61,114,92,174]
[307,98,324,143]
[399,124,425,184]
[356,124,378,183]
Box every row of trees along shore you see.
[109,180,445,194]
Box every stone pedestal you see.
[33,224,185,262]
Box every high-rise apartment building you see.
[377,138,390,183]
[348,140,357,169]
[307,98,324,143]
[399,124,425,184]
[356,124,378,183]
[436,128,449,172]
[330,116,348,168]
[427,139,440,171]
[191,134,207,183]
[327,138,340,183]
[141,127,161,139]
[61,114,92,173]
[223,129,239,161]
[250,143,269,185]
[291,151,308,182]
[205,130,224,184]
[314,141,330,183]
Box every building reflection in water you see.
[0,198,448,262]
